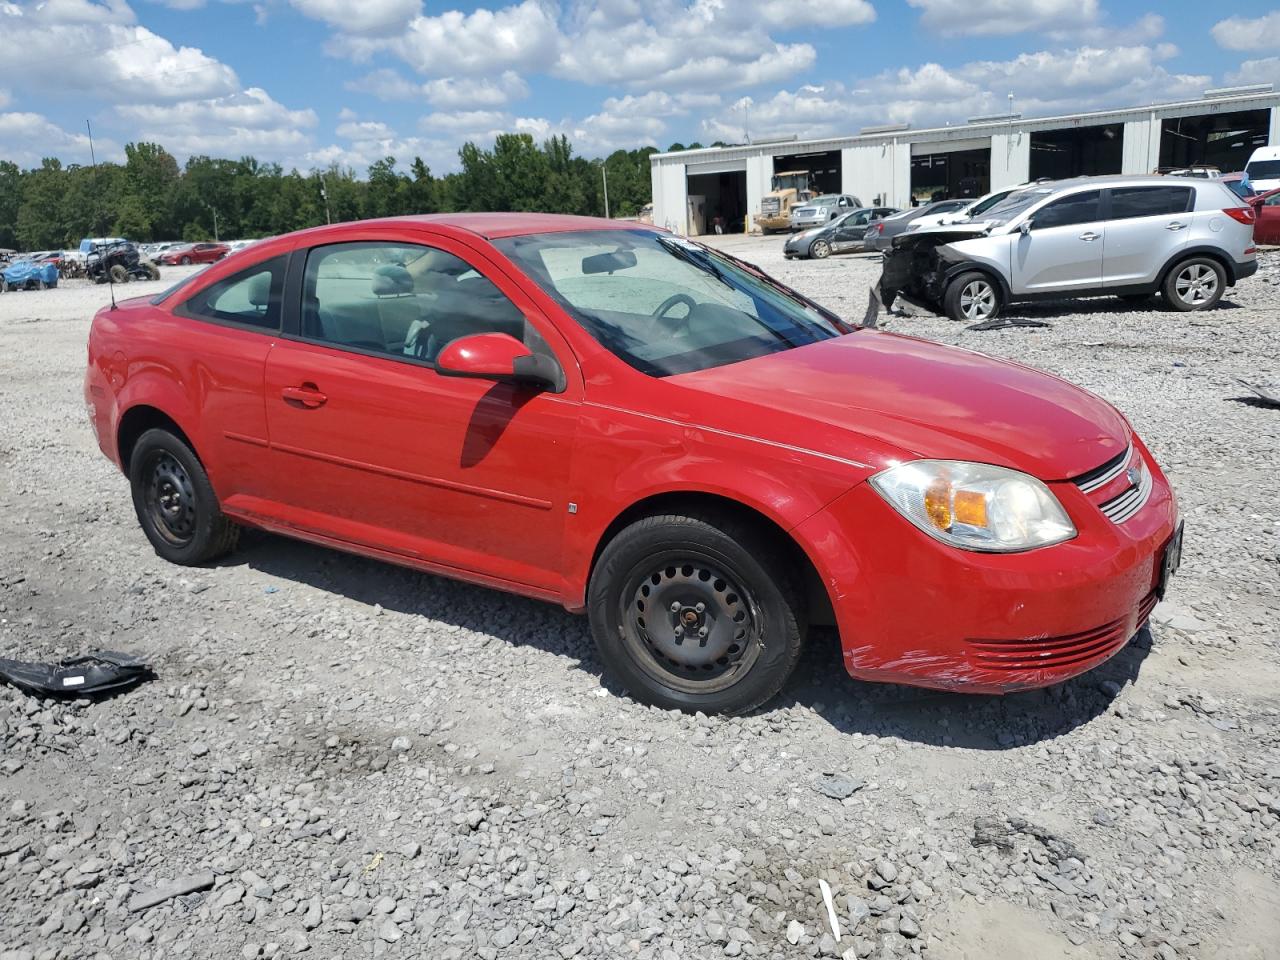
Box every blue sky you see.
[1,0,1278,174]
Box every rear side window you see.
[1033,190,1101,229]
[180,256,285,330]
[1109,186,1193,219]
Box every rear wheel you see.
[129,428,240,565]
[944,271,1002,323]
[1163,257,1225,312]
[109,264,128,284]
[588,511,806,715]
[810,239,831,259]
[145,262,161,281]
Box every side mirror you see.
[435,332,565,393]
[1019,220,1033,235]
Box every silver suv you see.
[878,176,1259,323]
[790,194,862,231]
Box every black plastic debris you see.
[1234,378,1280,409]
[966,317,1052,332]
[0,650,153,698]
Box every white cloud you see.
[907,0,1099,36]
[700,44,1211,142]
[1225,57,1280,86]
[0,1,238,102]
[333,1,563,76]
[0,111,120,167]
[113,87,317,158]
[290,0,421,35]
[695,0,876,28]
[1211,12,1280,52]
[421,72,530,109]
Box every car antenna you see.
[86,119,116,310]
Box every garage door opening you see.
[911,148,989,204]
[772,151,842,197]
[685,170,747,235]
[1159,109,1271,173]
[1030,123,1123,180]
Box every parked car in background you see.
[1248,187,1280,245]
[789,194,863,231]
[2,257,59,291]
[226,239,260,253]
[784,207,899,259]
[865,199,970,252]
[880,176,1257,323]
[84,212,1181,714]
[1219,172,1255,200]
[159,242,230,265]
[1244,146,1280,194]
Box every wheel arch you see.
[582,490,835,627]
[116,404,200,475]
[1158,246,1236,288]
[944,260,1010,302]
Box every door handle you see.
[1079,232,1100,242]
[1166,221,1187,231]
[281,384,327,409]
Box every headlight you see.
[870,460,1076,552]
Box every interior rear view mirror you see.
[582,250,637,275]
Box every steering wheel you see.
[655,293,696,335]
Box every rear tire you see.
[109,264,128,284]
[588,511,806,715]
[145,263,160,281]
[128,428,240,565]
[1162,257,1225,312]
[944,271,1002,323]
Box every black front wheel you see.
[129,429,240,565]
[588,512,805,714]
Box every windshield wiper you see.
[656,236,730,287]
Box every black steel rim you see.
[144,451,197,546]
[620,555,763,693]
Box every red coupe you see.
[84,214,1181,713]
[159,242,229,265]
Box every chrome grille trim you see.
[1099,463,1153,524]
[1073,445,1132,494]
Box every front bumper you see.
[794,443,1179,693]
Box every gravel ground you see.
[1,247,1278,960]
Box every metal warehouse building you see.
[649,87,1280,235]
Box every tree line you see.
[0,134,660,252]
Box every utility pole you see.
[601,164,610,219]
[319,173,332,225]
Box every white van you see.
[1244,146,1280,193]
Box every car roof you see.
[286,212,644,242]
[1020,174,1214,193]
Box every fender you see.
[560,402,869,608]
[1158,244,1241,285]
[112,372,205,471]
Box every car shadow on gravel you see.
[221,529,604,669]
[774,625,1154,749]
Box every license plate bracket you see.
[1157,521,1184,600]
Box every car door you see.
[1101,185,1194,287]
[1011,190,1104,294]
[260,234,581,595]
[831,211,871,251]
[1254,191,1280,245]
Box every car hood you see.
[669,330,1129,481]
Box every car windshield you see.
[979,188,1055,225]
[494,229,853,377]
[965,191,1012,217]
[808,195,840,207]
[1246,159,1280,179]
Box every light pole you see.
[319,173,332,225]
[601,164,610,219]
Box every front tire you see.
[129,428,239,565]
[944,271,1002,323]
[810,239,831,259]
[1163,257,1225,312]
[588,512,806,715]
[181,255,192,265]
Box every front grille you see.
[1071,444,1152,524]
[761,198,781,216]
[967,590,1155,672]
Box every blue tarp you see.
[2,260,59,286]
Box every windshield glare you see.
[979,188,1054,225]
[494,230,853,377]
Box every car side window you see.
[180,256,285,331]
[1032,191,1102,230]
[1109,186,1193,219]
[1265,194,1280,207]
[301,241,539,365]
